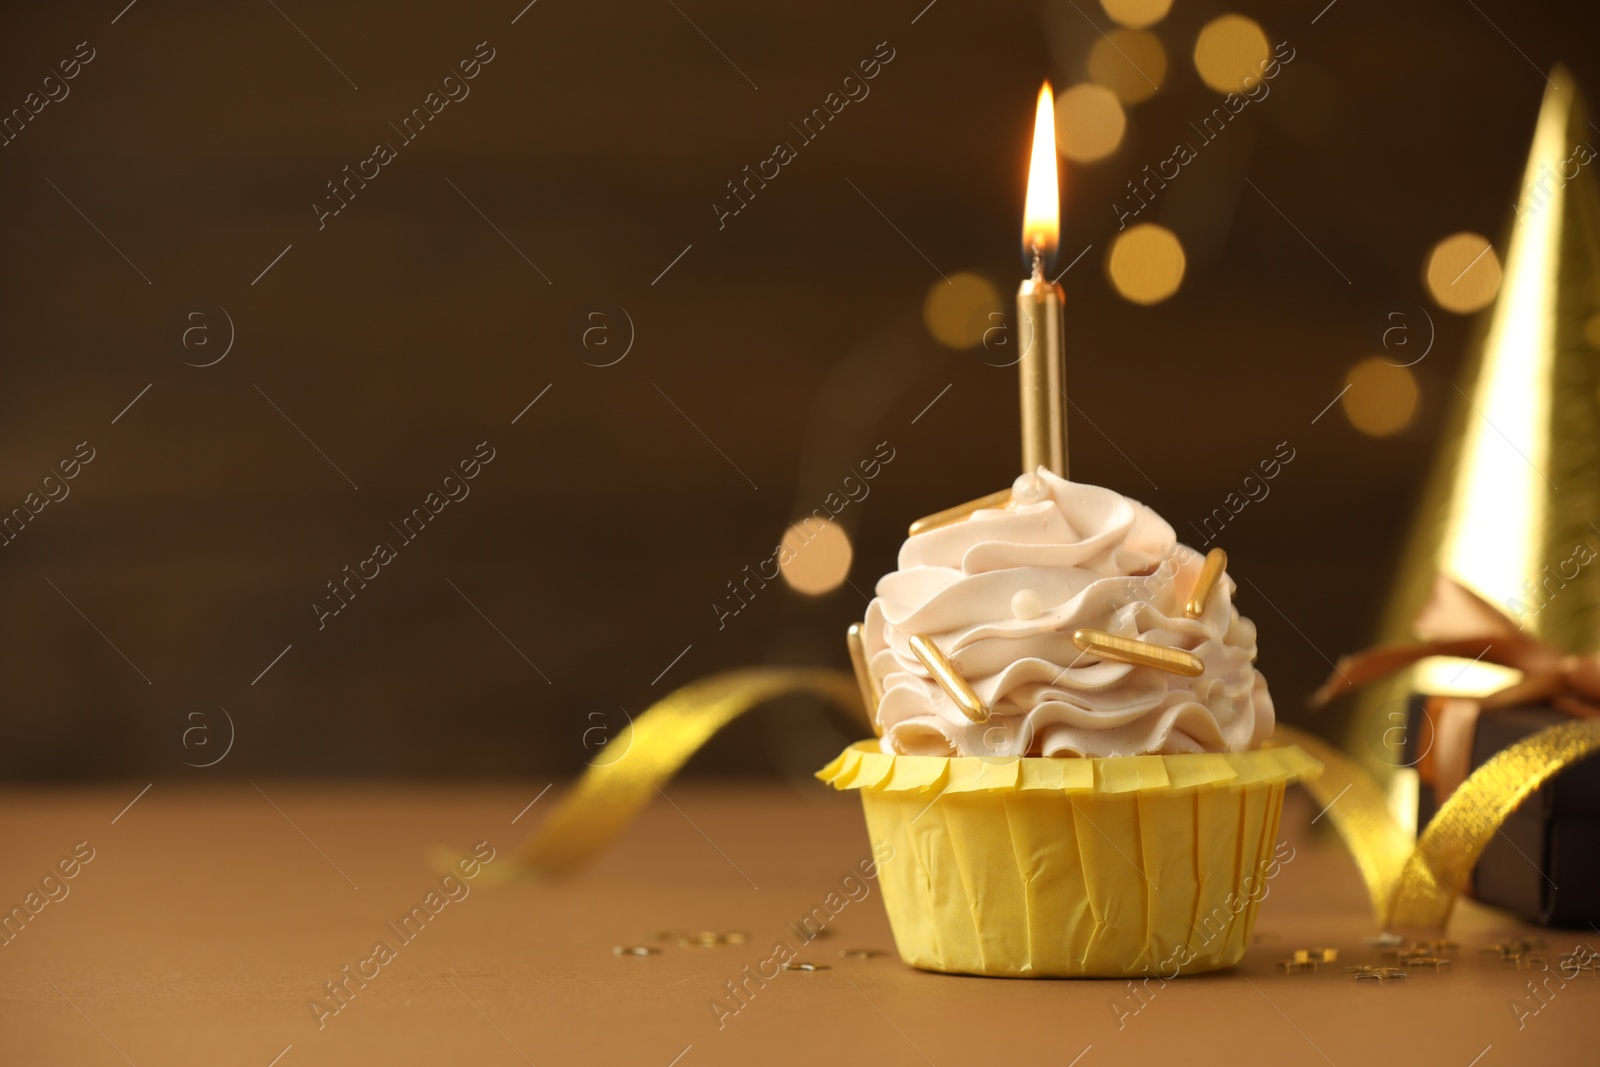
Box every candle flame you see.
[1022,81,1060,268]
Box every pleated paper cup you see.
[817,741,1319,978]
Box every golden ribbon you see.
[476,668,864,884]
[1269,725,1413,918]
[1278,721,1600,927]
[1390,717,1600,927]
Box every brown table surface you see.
[1,781,1592,1065]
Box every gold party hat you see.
[1348,68,1600,783]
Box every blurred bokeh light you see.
[1107,223,1186,304]
[1100,0,1173,30]
[1425,232,1503,313]
[1342,358,1421,436]
[1056,83,1126,163]
[1089,30,1167,105]
[1193,14,1272,94]
[779,519,854,595]
[923,272,1002,349]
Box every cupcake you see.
[819,468,1317,977]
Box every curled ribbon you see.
[462,668,865,884]
[1279,720,1600,928]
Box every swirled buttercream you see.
[862,469,1274,757]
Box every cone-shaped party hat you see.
[1349,67,1600,778]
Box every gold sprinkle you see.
[909,634,989,722]
[1290,947,1338,965]
[675,931,746,948]
[907,489,1011,537]
[1071,628,1205,678]
[613,946,659,956]
[839,949,888,959]
[1482,938,1546,962]
[1185,547,1228,619]
[847,623,882,730]
[1560,949,1599,973]
[783,962,830,971]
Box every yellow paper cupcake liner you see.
[818,741,1320,978]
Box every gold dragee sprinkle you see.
[907,489,1012,537]
[676,931,746,948]
[1072,628,1205,678]
[783,962,830,971]
[846,623,882,723]
[614,946,659,957]
[909,634,989,723]
[1185,548,1228,619]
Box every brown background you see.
[3,0,1596,781]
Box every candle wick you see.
[1029,245,1045,282]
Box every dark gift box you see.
[1406,697,1600,926]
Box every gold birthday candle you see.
[907,489,1012,536]
[1072,628,1205,678]
[1185,548,1228,619]
[1019,82,1067,478]
[908,634,989,722]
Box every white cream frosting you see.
[863,469,1274,758]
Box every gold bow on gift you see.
[1293,574,1600,929]
[1312,573,1600,716]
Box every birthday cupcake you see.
[820,468,1316,977]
